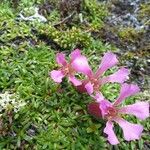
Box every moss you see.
[0,21,32,43]
[0,2,16,21]
[34,0,108,49]
[0,0,108,51]
[139,3,150,18]
[118,27,143,42]
[37,24,92,49]
[83,0,108,30]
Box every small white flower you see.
[0,91,26,113]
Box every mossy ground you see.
[0,0,149,149]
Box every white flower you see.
[0,91,26,113]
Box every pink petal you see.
[92,92,104,102]
[101,68,129,84]
[85,82,94,95]
[68,76,82,86]
[104,121,119,145]
[71,56,92,76]
[115,118,143,141]
[114,83,140,106]
[56,53,67,66]
[99,100,112,118]
[50,70,65,83]
[119,102,149,120]
[70,49,81,61]
[95,52,118,77]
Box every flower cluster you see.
[0,91,26,115]
[50,49,149,145]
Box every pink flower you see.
[72,52,129,95]
[88,83,149,145]
[50,49,82,86]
